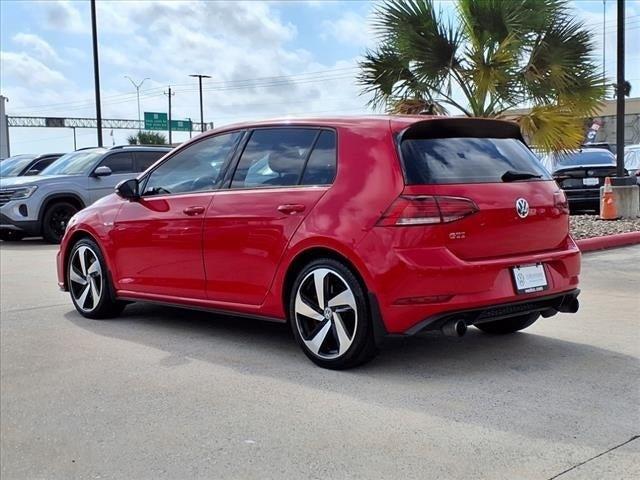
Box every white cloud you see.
[0,51,67,88]
[12,33,63,64]
[42,0,87,33]
[321,11,372,47]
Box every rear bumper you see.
[361,237,581,334]
[404,289,580,335]
[563,188,599,204]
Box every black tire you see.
[288,258,377,369]
[475,313,540,334]
[67,238,126,319]
[42,201,78,244]
[0,230,25,242]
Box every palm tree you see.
[358,0,605,152]
[127,131,168,145]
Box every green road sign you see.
[144,112,167,130]
[171,119,192,132]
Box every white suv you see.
[0,145,170,243]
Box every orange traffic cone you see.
[600,177,619,220]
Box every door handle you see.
[183,206,205,216]
[277,204,306,215]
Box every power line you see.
[9,66,359,113]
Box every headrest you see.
[268,145,302,175]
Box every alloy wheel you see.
[69,246,103,313]
[294,268,358,359]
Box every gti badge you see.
[516,198,529,218]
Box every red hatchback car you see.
[57,116,581,369]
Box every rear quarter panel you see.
[262,121,405,317]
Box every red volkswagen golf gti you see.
[57,116,581,369]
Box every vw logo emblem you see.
[516,198,529,218]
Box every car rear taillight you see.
[378,195,478,226]
[554,190,569,214]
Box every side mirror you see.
[115,178,139,200]
[93,166,112,177]
[25,169,40,176]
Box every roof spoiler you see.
[399,117,525,143]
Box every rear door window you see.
[401,137,550,184]
[135,151,167,172]
[231,128,317,188]
[98,152,134,174]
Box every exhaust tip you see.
[558,297,579,314]
[442,319,467,337]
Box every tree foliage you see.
[358,0,605,152]
[127,131,168,145]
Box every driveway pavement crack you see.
[547,435,639,479]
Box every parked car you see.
[0,145,171,242]
[56,117,581,369]
[581,142,616,154]
[0,153,64,177]
[541,148,620,211]
[624,145,640,182]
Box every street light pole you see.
[189,74,211,132]
[603,0,606,90]
[90,0,103,147]
[615,0,625,177]
[124,76,150,131]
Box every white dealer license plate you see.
[583,177,599,186]
[511,264,548,294]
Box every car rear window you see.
[555,151,615,168]
[400,137,550,184]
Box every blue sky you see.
[1,0,639,154]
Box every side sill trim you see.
[116,295,286,324]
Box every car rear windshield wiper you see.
[501,170,542,182]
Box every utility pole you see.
[164,87,175,144]
[603,0,606,90]
[0,95,9,159]
[125,76,150,132]
[615,0,624,177]
[189,74,211,132]
[90,0,103,147]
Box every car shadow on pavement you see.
[64,302,639,449]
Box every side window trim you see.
[297,130,322,185]
[139,130,245,197]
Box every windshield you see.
[624,150,640,170]
[554,151,615,169]
[41,149,106,175]
[0,154,37,177]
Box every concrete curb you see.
[576,231,640,253]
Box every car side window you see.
[231,128,317,189]
[99,152,134,174]
[30,158,56,173]
[143,132,242,196]
[135,151,167,172]
[301,130,337,185]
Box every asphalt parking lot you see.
[1,241,639,479]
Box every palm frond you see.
[516,104,586,153]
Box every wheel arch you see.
[61,228,114,294]
[38,193,86,227]
[280,245,372,316]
